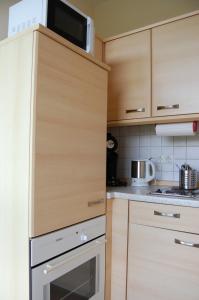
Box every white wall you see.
[94,0,199,38]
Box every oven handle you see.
[43,239,106,275]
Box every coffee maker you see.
[106,133,118,186]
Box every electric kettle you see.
[131,159,156,187]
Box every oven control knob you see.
[80,231,88,242]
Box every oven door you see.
[31,236,105,300]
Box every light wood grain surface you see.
[152,15,199,117]
[106,199,129,300]
[130,201,199,234]
[0,32,34,299]
[127,223,199,300]
[108,113,199,127]
[105,30,151,121]
[30,32,108,237]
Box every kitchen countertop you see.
[107,186,199,208]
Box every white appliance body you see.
[31,216,106,300]
[131,159,156,187]
[8,0,95,54]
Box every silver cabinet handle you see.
[88,199,104,207]
[175,238,199,248]
[157,104,179,110]
[125,108,145,113]
[154,210,180,218]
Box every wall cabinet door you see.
[152,15,199,117]
[105,30,151,121]
[30,32,107,237]
[127,223,199,300]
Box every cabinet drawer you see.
[127,224,199,300]
[130,201,199,234]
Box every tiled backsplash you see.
[108,125,199,182]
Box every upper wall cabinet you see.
[152,15,199,117]
[105,30,151,121]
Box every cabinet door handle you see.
[157,104,179,110]
[154,210,180,218]
[125,108,145,113]
[175,238,199,248]
[88,199,104,207]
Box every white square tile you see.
[150,135,162,147]
[174,147,186,159]
[108,127,119,137]
[151,147,161,160]
[140,135,150,147]
[161,147,173,157]
[174,136,187,146]
[155,171,162,180]
[161,172,174,180]
[161,162,173,172]
[128,126,140,136]
[187,147,199,160]
[128,136,140,147]
[174,159,186,172]
[173,172,179,182]
[119,126,128,137]
[119,147,132,159]
[161,136,174,146]
[140,125,151,136]
[140,147,151,160]
[186,159,199,170]
[129,147,140,160]
[153,161,162,172]
[187,135,199,146]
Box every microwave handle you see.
[86,16,95,54]
[43,239,106,275]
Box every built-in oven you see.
[31,216,106,300]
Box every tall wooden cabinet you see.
[105,30,151,121]
[0,26,108,299]
[152,15,199,117]
[32,32,108,236]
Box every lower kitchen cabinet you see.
[106,199,199,300]
[127,224,199,300]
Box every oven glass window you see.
[48,0,87,50]
[50,257,96,299]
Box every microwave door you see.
[47,0,87,50]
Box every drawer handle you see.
[175,238,199,248]
[125,108,145,114]
[88,199,104,207]
[154,210,180,218]
[157,104,179,110]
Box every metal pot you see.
[179,164,198,190]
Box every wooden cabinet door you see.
[105,31,151,121]
[152,15,199,117]
[30,32,108,237]
[127,223,199,300]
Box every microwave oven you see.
[8,0,95,54]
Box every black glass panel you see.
[47,0,87,50]
[50,257,96,300]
